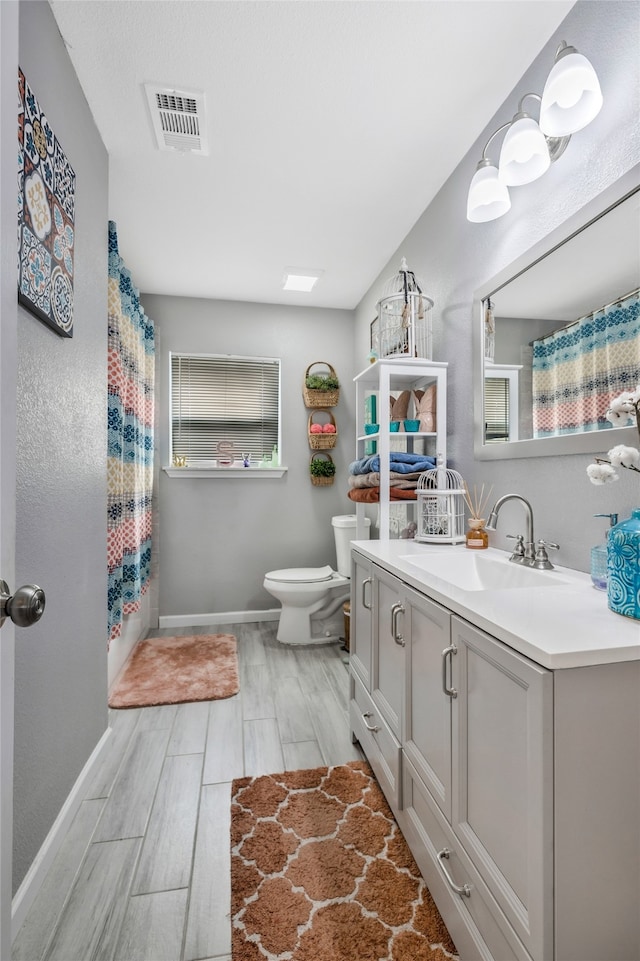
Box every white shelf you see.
[353,359,448,540]
[163,466,287,478]
[357,431,436,442]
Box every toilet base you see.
[275,597,348,646]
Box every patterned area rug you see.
[109,634,239,708]
[230,761,459,961]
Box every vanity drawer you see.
[350,672,402,812]
[398,756,532,961]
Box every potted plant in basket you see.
[303,362,340,408]
[305,372,340,392]
[309,454,336,486]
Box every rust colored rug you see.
[109,634,239,708]
[230,760,459,961]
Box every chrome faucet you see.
[486,494,560,569]
[486,494,536,565]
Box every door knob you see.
[0,580,46,628]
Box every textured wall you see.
[143,294,356,618]
[355,0,640,574]
[13,1,109,892]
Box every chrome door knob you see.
[0,580,46,628]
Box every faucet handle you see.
[506,533,525,561]
[534,539,559,570]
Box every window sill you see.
[163,465,288,479]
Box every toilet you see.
[264,514,370,645]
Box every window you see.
[484,376,510,443]
[170,353,280,465]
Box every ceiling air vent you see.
[144,83,208,155]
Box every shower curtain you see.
[532,288,640,438]
[107,221,155,644]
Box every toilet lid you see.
[266,565,335,584]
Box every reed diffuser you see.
[463,483,493,550]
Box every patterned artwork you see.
[18,68,75,337]
[107,222,155,645]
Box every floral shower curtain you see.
[532,288,640,438]
[107,221,155,644]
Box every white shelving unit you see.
[353,358,448,539]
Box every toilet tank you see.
[332,514,370,577]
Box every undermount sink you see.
[399,551,572,592]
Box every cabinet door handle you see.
[437,848,471,898]
[441,645,457,698]
[361,576,372,610]
[390,602,405,646]
[362,711,380,733]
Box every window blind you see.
[484,377,510,443]
[171,353,280,463]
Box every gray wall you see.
[355,0,640,574]
[142,294,355,618]
[13,1,108,891]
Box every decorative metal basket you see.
[415,462,466,543]
[374,258,434,360]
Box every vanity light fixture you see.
[467,123,512,223]
[539,41,603,137]
[467,41,602,223]
[282,268,323,292]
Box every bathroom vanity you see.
[349,540,640,961]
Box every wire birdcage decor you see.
[375,257,434,360]
[415,461,466,543]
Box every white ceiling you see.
[49,0,575,309]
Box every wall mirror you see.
[474,165,640,460]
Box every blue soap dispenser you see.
[608,509,640,619]
[591,513,617,591]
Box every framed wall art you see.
[18,67,75,338]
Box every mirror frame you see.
[473,163,640,460]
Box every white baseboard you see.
[158,609,280,629]
[11,726,113,940]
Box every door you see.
[451,616,554,961]
[350,551,373,689]
[1,4,20,956]
[372,566,405,739]
[403,587,453,819]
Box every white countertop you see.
[351,539,640,670]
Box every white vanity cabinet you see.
[401,612,553,961]
[349,550,373,690]
[349,558,406,809]
[349,548,640,961]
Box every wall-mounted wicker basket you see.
[308,410,338,449]
[303,362,340,408]
[309,452,336,486]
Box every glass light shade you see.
[467,164,511,223]
[499,116,550,186]
[539,51,603,136]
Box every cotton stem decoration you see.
[586,387,640,485]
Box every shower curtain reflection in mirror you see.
[531,288,640,438]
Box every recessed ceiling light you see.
[282,268,323,292]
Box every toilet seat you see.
[265,565,336,585]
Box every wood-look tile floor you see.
[13,622,363,961]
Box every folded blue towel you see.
[349,452,437,475]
